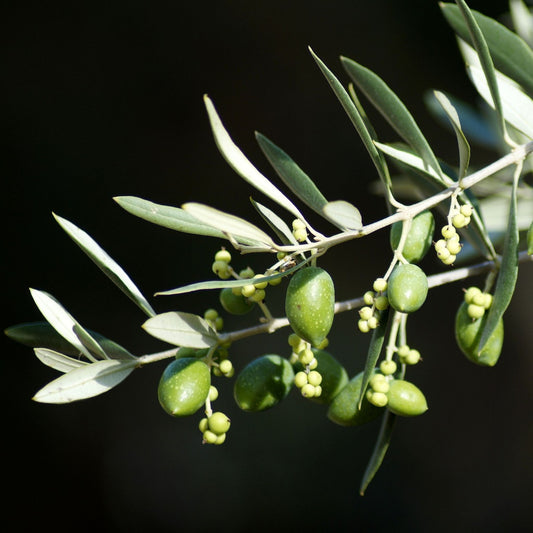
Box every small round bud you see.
[397,345,410,358]
[472,292,487,307]
[441,254,456,265]
[203,430,218,444]
[370,374,389,393]
[208,412,231,435]
[208,386,219,402]
[249,289,266,302]
[464,286,482,304]
[219,359,233,375]
[482,293,493,309]
[299,348,314,366]
[214,316,224,331]
[204,308,219,322]
[293,228,307,242]
[314,385,323,397]
[452,213,467,228]
[239,267,255,279]
[292,219,306,231]
[437,247,451,261]
[358,319,370,333]
[294,371,308,388]
[308,357,318,370]
[199,418,209,433]
[214,249,232,263]
[315,338,329,350]
[212,260,231,279]
[367,316,379,329]
[405,349,421,365]
[460,204,473,217]
[373,278,388,293]
[446,239,462,255]
[434,239,448,251]
[301,384,317,397]
[308,370,323,387]
[241,284,256,298]
[277,251,287,261]
[467,303,485,320]
[359,306,373,321]
[368,391,388,407]
[288,333,303,349]
[374,295,389,311]
[380,360,397,375]
[253,274,268,290]
[363,291,375,305]
[214,433,226,445]
[441,225,457,239]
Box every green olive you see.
[158,358,211,417]
[285,266,335,347]
[327,370,383,427]
[390,210,435,264]
[386,379,428,417]
[387,264,428,313]
[455,301,504,366]
[219,287,255,315]
[234,355,294,412]
[293,348,349,405]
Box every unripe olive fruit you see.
[386,379,428,417]
[285,266,335,347]
[208,412,231,435]
[158,358,211,417]
[389,210,435,264]
[219,288,255,315]
[387,264,428,313]
[234,355,294,412]
[455,301,504,366]
[293,349,349,405]
[327,370,383,427]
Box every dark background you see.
[3,1,532,531]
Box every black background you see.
[3,1,532,531]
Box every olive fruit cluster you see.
[455,287,504,366]
[199,411,231,445]
[285,266,335,347]
[358,278,389,333]
[387,264,428,314]
[292,218,308,242]
[434,224,462,265]
[390,210,435,264]
[396,345,421,365]
[204,308,224,332]
[294,368,323,398]
[450,203,473,229]
[366,373,390,407]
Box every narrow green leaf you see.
[453,0,506,138]
[309,48,392,191]
[114,196,228,239]
[509,0,533,48]
[29,289,97,362]
[255,132,329,216]
[340,56,447,184]
[142,311,219,348]
[477,169,520,353]
[73,324,108,360]
[250,198,298,246]
[182,202,275,249]
[527,222,533,255]
[440,2,533,97]
[155,257,311,297]
[34,348,88,373]
[433,91,471,179]
[322,200,363,231]
[204,95,306,221]
[5,321,135,360]
[54,214,156,318]
[33,359,137,404]
[359,410,396,495]
[357,309,389,410]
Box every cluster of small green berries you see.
[358,278,389,333]
[366,373,390,407]
[204,308,224,332]
[288,333,325,398]
[199,409,231,445]
[212,346,234,378]
[434,204,472,265]
[292,219,308,242]
[211,248,233,280]
[463,286,493,319]
[396,345,421,365]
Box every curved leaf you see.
[340,56,447,184]
[250,198,298,246]
[33,359,137,404]
[441,2,533,97]
[34,348,88,373]
[142,311,219,348]
[322,200,362,231]
[54,214,156,317]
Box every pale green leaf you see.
[54,214,156,317]
[29,289,97,362]
[340,56,447,184]
[433,91,471,179]
[114,196,228,239]
[33,359,137,404]
[250,198,298,246]
[477,170,520,355]
[204,95,305,221]
[142,311,218,348]
[34,348,88,373]
[441,2,533,97]
[255,132,329,216]
[182,202,275,249]
[510,0,533,48]
[322,200,362,231]
[309,48,392,191]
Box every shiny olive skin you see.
[455,301,504,366]
[158,358,211,417]
[386,379,428,417]
[219,288,255,315]
[285,267,335,347]
[387,264,428,313]
[390,210,435,264]
[327,370,383,427]
[234,355,294,412]
[293,349,349,405]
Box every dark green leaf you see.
[340,56,447,185]
[250,198,298,246]
[360,410,396,495]
[477,168,520,353]
[357,309,389,410]
[440,2,533,97]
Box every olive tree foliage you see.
[6,1,533,494]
